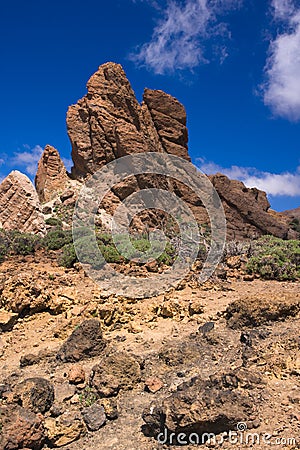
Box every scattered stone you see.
[68,365,86,384]
[20,353,41,367]
[57,319,106,362]
[0,405,45,450]
[0,271,68,315]
[90,351,141,397]
[54,382,76,403]
[243,274,254,281]
[240,331,252,346]
[14,378,54,414]
[100,398,118,420]
[50,404,65,418]
[81,403,106,431]
[20,349,55,367]
[42,205,52,214]
[198,321,215,334]
[188,299,204,316]
[0,309,18,331]
[156,300,183,319]
[44,411,86,447]
[226,255,242,269]
[145,377,164,393]
[60,189,74,202]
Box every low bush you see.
[58,243,78,268]
[43,229,73,250]
[246,235,300,281]
[0,229,41,259]
[290,218,300,233]
[45,217,63,228]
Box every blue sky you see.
[0,0,299,211]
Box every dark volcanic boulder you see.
[142,372,256,443]
[57,319,106,362]
[14,378,54,414]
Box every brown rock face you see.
[67,62,189,179]
[210,173,290,240]
[0,171,46,234]
[66,63,292,240]
[35,144,69,203]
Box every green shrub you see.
[0,230,40,258]
[0,230,9,262]
[290,218,300,233]
[58,243,78,268]
[96,232,113,245]
[74,235,105,269]
[8,230,41,255]
[43,229,72,250]
[45,217,63,228]
[99,243,123,263]
[246,235,300,281]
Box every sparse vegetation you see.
[0,229,41,260]
[246,235,300,281]
[43,229,73,250]
[78,386,98,407]
[58,243,78,268]
[290,218,300,233]
[45,217,63,228]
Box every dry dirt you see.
[0,254,299,450]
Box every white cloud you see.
[272,0,295,20]
[263,1,300,121]
[11,145,43,176]
[197,158,300,197]
[131,0,242,74]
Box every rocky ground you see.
[0,253,299,450]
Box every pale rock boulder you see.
[0,170,46,234]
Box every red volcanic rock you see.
[65,62,293,240]
[210,173,290,240]
[66,62,189,179]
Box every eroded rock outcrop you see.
[0,170,46,234]
[35,145,69,203]
[210,173,290,240]
[66,62,189,179]
[66,62,291,240]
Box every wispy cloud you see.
[131,0,242,74]
[11,145,43,176]
[272,0,295,20]
[197,157,300,197]
[263,0,300,121]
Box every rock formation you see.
[0,62,295,240]
[209,174,290,240]
[66,62,189,179]
[35,145,69,203]
[0,171,46,234]
[66,62,291,240]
